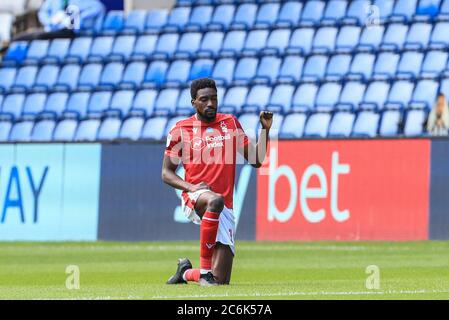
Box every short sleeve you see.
[164,125,183,159]
[233,116,250,148]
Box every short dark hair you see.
[190,78,217,99]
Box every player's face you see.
[192,88,218,121]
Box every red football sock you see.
[183,268,200,282]
[200,211,220,272]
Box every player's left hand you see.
[260,111,273,130]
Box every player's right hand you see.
[188,182,210,193]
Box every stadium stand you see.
[1,0,449,141]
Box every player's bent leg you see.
[212,242,234,285]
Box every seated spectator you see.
[13,0,105,41]
[427,93,449,136]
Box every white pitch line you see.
[150,289,449,300]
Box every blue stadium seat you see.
[429,22,449,49]
[110,90,135,116]
[253,56,281,85]
[347,53,375,81]
[385,80,415,109]
[390,0,418,22]
[279,113,307,138]
[0,94,3,109]
[154,33,179,58]
[66,92,90,118]
[119,115,144,141]
[123,10,147,34]
[207,4,235,31]
[254,2,280,29]
[65,37,93,63]
[230,3,257,30]
[336,26,361,53]
[269,114,284,139]
[287,28,315,55]
[373,52,400,80]
[276,1,303,28]
[436,0,449,20]
[357,26,385,52]
[337,82,366,110]
[2,41,28,66]
[238,113,259,141]
[33,65,59,91]
[0,68,16,92]
[53,118,78,141]
[9,120,34,142]
[302,55,328,82]
[404,23,432,50]
[154,88,180,115]
[44,92,68,116]
[410,80,439,109]
[242,30,269,56]
[242,85,272,112]
[102,10,124,35]
[233,57,258,85]
[87,36,114,63]
[109,35,136,61]
[0,116,12,141]
[23,40,49,64]
[22,93,46,117]
[145,9,169,33]
[312,27,338,54]
[189,59,214,80]
[165,60,191,86]
[78,63,103,90]
[54,64,80,91]
[315,83,342,111]
[221,86,248,114]
[140,117,168,140]
[440,78,449,97]
[74,118,101,141]
[396,52,424,80]
[175,32,202,58]
[328,111,355,137]
[304,112,331,137]
[380,23,408,51]
[31,118,56,142]
[220,30,246,57]
[267,84,295,114]
[97,116,121,141]
[164,7,191,32]
[131,35,158,61]
[322,0,348,25]
[342,0,370,25]
[292,83,318,112]
[421,51,448,78]
[373,0,395,23]
[1,93,25,118]
[264,28,291,56]
[300,0,325,27]
[87,91,112,114]
[176,88,192,114]
[379,110,402,136]
[212,58,236,85]
[185,5,213,31]
[133,89,158,116]
[404,109,427,136]
[198,31,224,57]
[98,62,124,89]
[416,0,441,18]
[325,54,352,81]
[143,61,169,87]
[44,39,71,64]
[164,116,185,138]
[277,56,304,84]
[120,61,146,88]
[11,66,38,91]
[352,111,380,137]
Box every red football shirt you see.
[165,113,250,209]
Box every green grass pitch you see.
[1,241,449,300]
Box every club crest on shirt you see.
[220,121,228,133]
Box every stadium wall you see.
[0,139,448,241]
